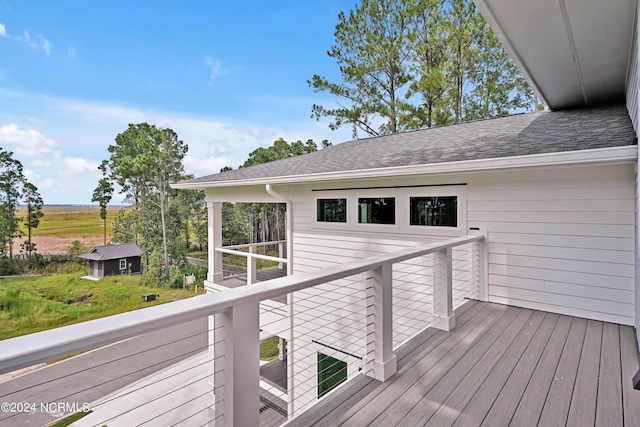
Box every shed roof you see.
[176,105,635,188]
[78,244,141,261]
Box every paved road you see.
[0,317,208,427]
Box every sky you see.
[0,1,357,205]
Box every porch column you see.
[207,201,223,284]
[247,246,257,285]
[214,301,260,427]
[432,247,455,331]
[364,263,397,381]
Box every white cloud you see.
[0,23,6,37]
[61,157,101,176]
[204,55,228,80]
[0,123,58,157]
[67,44,75,59]
[0,88,353,203]
[13,30,52,56]
[42,39,51,56]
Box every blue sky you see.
[0,1,355,204]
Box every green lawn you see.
[0,273,194,340]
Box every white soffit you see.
[474,0,636,110]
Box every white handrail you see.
[215,247,287,264]
[221,240,286,250]
[0,234,481,375]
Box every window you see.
[410,196,457,227]
[317,353,347,398]
[317,198,347,223]
[358,197,395,224]
[119,259,127,270]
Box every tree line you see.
[310,0,533,138]
[0,148,44,270]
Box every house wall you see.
[282,162,635,412]
[288,163,635,326]
[630,0,640,350]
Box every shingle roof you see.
[180,104,635,186]
[78,243,141,261]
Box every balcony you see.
[0,233,638,426]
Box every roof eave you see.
[473,0,548,108]
[172,145,638,190]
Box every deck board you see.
[399,307,527,426]
[452,310,546,427]
[422,308,538,426]
[596,322,623,426]
[537,316,587,427]
[565,319,601,426]
[285,301,640,427]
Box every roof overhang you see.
[172,145,638,191]
[473,0,637,110]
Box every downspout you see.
[265,184,296,417]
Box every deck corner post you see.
[433,247,455,331]
[364,263,397,381]
[213,301,260,427]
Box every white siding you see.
[288,163,635,327]
[468,164,636,325]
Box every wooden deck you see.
[220,268,288,304]
[288,300,640,427]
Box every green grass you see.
[260,336,280,361]
[16,206,121,237]
[49,410,92,427]
[0,273,194,340]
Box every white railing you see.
[216,240,287,284]
[0,233,486,427]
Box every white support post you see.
[213,301,260,427]
[207,202,224,284]
[278,241,285,270]
[471,230,488,302]
[364,263,397,381]
[248,246,257,285]
[433,247,455,331]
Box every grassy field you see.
[16,205,121,237]
[0,273,195,340]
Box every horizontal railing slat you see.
[0,234,481,375]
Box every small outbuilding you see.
[78,243,142,279]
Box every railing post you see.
[214,301,260,427]
[207,202,224,284]
[471,230,488,302]
[433,247,455,331]
[248,246,257,285]
[278,241,285,270]
[364,263,397,381]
